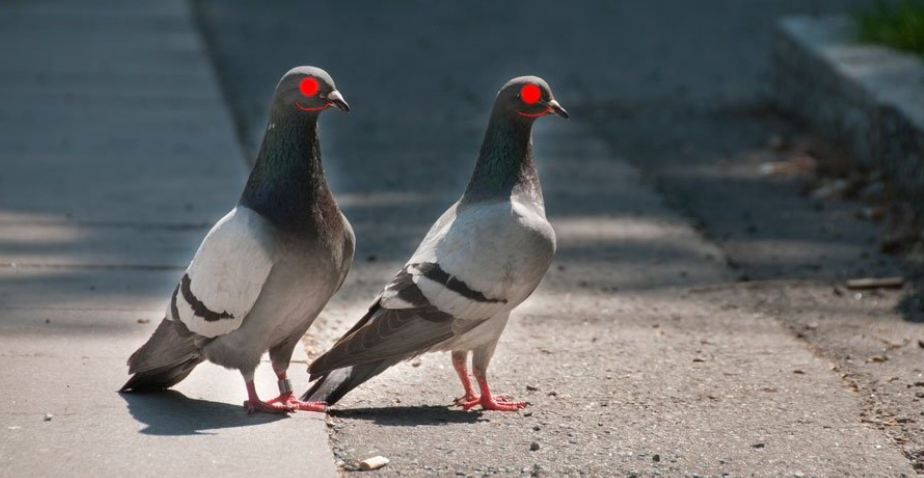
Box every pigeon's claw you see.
[452,392,480,407]
[243,380,296,414]
[267,392,328,413]
[461,394,528,412]
[293,400,328,412]
[244,399,295,414]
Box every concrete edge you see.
[773,14,924,209]
[182,0,255,172]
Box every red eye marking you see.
[299,77,319,97]
[520,83,541,104]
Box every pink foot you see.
[267,392,327,413]
[461,394,528,412]
[453,392,479,407]
[243,398,294,414]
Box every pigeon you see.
[302,76,567,411]
[121,66,353,414]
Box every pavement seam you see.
[186,0,253,167]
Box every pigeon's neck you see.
[239,114,341,236]
[462,115,543,207]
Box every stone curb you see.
[773,15,924,209]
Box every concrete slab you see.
[0,309,334,478]
[0,222,207,268]
[0,0,245,225]
[0,0,338,476]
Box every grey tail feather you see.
[119,356,203,392]
[120,317,203,393]
[300,358,401,405]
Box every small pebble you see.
[43,413,53,422]
[359,456,389,470]
[529,442,540,451]
[652,454,661,462]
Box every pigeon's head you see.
[494,76,568,121]
[274,66,350,115]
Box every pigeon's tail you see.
[120,318,203,393]
[119,356,203,392]
[300,358,401,405]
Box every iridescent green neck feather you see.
[462,115,543,207]
[239,110,341,236]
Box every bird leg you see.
[460,341,527,412]
[460,372,528,411]
[243,379,295,414]
[451,351,479,405]
[265,370,327,412]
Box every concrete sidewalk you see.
[0,1,335,477]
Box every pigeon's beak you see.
[547,99,569,119]
[327,90,350,112]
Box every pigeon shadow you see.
[330,405,481,427]
[121,390,288,436]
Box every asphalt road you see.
[194,1,924,476]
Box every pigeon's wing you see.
[332,212,356,294]
[309,202,554,374]
[169,206,274,338]
[308,264,495,375]
[396,200,555,318]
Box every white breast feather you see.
[175,207,274,338]
[384,200,555,321]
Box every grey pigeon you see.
[121,66,353,414]
[302,76,567,411]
